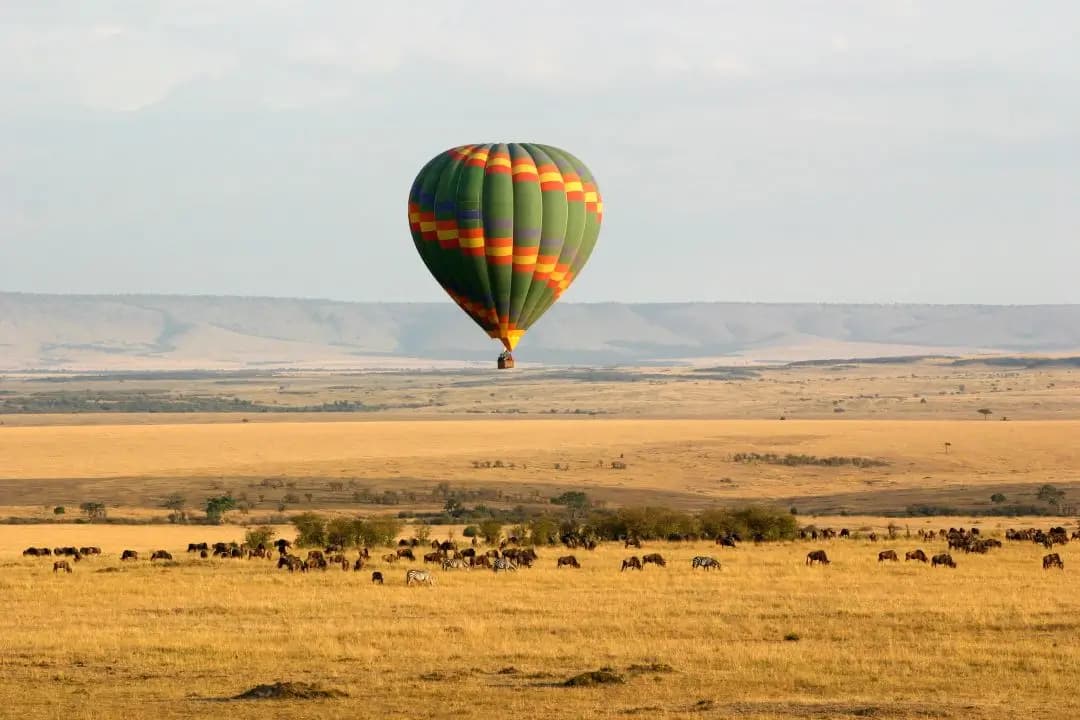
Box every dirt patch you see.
[232,681,346,701]
[562,668,626,687]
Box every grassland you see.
[2,358,1078,718]
[1,418,1078,518]
[2,527,1077,719]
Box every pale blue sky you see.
[2,1,1078,304]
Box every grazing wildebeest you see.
[621,556,643,572]
[396,548,416,561]
[199,550,209,559]
[1043,553,1064,570]
[371,571,384,584]
[212,542,230,555]
[423,552,441,564]
[382,553,398,564]
[905,549,928,563]
[406,569,435,586]
[473,555,492,568]
[691,556,721,571]
[53,560,72,573]
[624,537,642,549]
[642,553,666,567]
[150,550,172,561]
[79,546,101,556]
[806,550,830,566]
[274,538,291,555]
[22,547,41,557]
[441,558,469,571]
[353,557,365,571]
[557,555,581,569]
[306,549,324,562]
[839,529,850,538]
[187,542,208,553]
[931,553,956,568]
[277,555,303,571]
[716,535,737,548]
[121,550,138,561]
[878,550,899,562]
[461,548,476,559]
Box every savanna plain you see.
[1,357,1079,719]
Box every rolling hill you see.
[1,293,1079,370]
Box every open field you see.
[2,358,1078,718]
[3,526,1079,719]
[1,418,1079,518]
[2,357,1080,423]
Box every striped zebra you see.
[492,557,517,573]
[691,556,721,571]
[405,569,435,586]
[441,557,470,571]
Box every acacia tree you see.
[977,408,993,420]
[79,502,107,522]
[205,495,236,524]
[162,493,187,523]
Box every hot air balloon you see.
[407,143,603,368]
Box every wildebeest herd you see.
[20,524,1071,583]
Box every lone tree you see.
[162,493,187,523]
[205,495,236,524]
[977,408,993,420]
[944,442,952,454]
[990,493,1007,504]
[79,502,107,522]
[1036,484,1065,510]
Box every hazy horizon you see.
[3,2,1078,305]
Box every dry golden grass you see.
[2,360,1078,718]
[2,418,1079,515]
[2,528,1078,719]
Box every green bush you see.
[244,526,276,549]
[478,519,503,545]
[52,506,65,515]
[291,512,327,546]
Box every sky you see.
[1,1,1078,305]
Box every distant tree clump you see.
[990,493,1007,504]
[52,506,65,515]
[978,408,993,420]
[79,502,107,522]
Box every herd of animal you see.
[20,524,1072,581]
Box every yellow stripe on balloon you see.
[437,229,458,241]
[535,263,556,272]
[539,171,563,183]
[419,221,436,232]
[512,255,538,265]
[487,157,512,168]
[584,191,598,202]
[459,236,485,248]
[485,246,513,256]
[564,181,583,192]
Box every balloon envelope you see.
[407,143,603,351]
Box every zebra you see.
[691,556,721,571]
[405,569,435,586]
[441,557,470,571]
[492,557,517,573]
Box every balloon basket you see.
[497,353,515,370]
